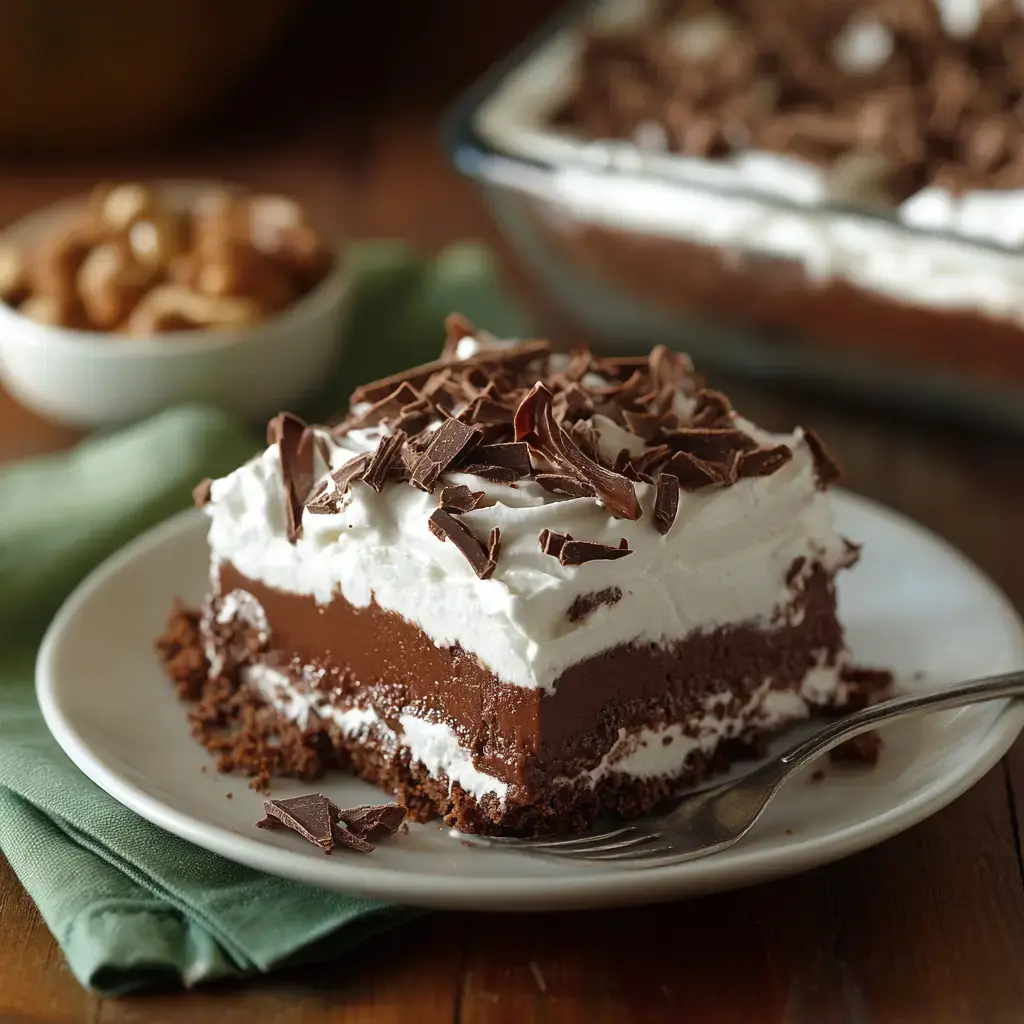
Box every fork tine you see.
[550,831,663,855]
[575,844,676,861]
[483,825,638,849]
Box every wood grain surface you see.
[1,2,1023,1020]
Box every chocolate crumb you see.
[428,508,496,578]
[654,473,680,535]
[786,557,807,587]
[567,586,623,622]
[810,769,826,783]
[192,477,213,508]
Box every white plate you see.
[36,493,1024,911]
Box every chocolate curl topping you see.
[267,412,317,543]
[428,508,497,579]
[306,452,371,514]
[362,430,407,493]
[514,383,641,521]
[654,473,680,535]
[410,419,481,491]
[350,339,551,406]
[438,484,485,514]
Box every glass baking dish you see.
[443,0,1024,434]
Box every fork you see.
[464,669,1024,866]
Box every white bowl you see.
[0,182,350,429]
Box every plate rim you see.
[35,491,1024,911]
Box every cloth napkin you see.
[0,241,530,994]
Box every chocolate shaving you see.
[306,452,371,514]
[438,484,485,514]
[567,585,623,622]
[257,794,338,854]
[689,389,734,429]
[462,395,516,425]
[460,441,532,475]
[654,473,680,535]
[804,429,843,490]
[535,474,597,498]
[487,527,501,565]
[667,450,731,491]
[428,508,497,579]
[622,409,661,442]
[337,802,408,840]
[192,477,212,508]
[362,430,407,493]
[267,412,317,543]
[662,428,757,462]
[514,383,641,521]
[459,464,522,484]
[410,419,481,491]
[538,529,570,558]
[559,538,632,566]
[737,444,793,479]
[350,339,551,405]
[345,382,421,430]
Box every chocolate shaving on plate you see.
[559,537,632,567]
[654,473,680,535]
[804,429,843,489]
[192,477,213,508]
[438,484,485,514]
[689,389,734,429]
[257,794,338,853]
[514,383,641,521]
[428,508,497,579]
[567,585,623,623]
[737,444,793,479]
[267,412,317,543]
[410,419,481,491]
[338,803,409,840]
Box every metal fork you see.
[465,669,1024,866]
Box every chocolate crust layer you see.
[213,560,846,791]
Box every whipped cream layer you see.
[204,344,848,693]
[245,658,842,805]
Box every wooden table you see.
[3,3,1024,1020]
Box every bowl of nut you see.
[0,181,348,428]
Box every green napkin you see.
[0,242,530,994]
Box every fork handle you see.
[780,668,1024,773]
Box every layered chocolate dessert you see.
[160,316,872,836]
[471,0,1024,391]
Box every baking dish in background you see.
[443,0,1024,434]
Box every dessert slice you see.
[164,316,868,836]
